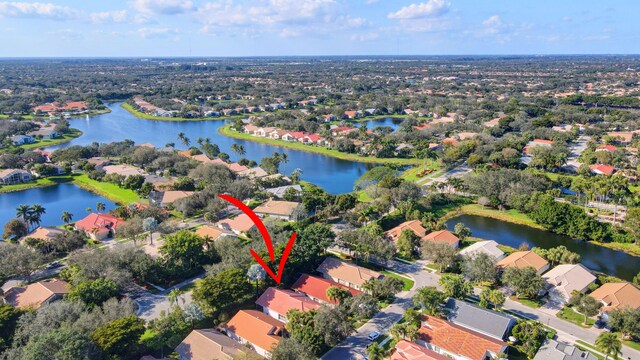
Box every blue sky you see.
[0,0,637,57]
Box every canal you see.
[446,214,639,281]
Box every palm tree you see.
[96,202,106,212]
[16,204,31,224]
[61,211,73,225]
[29,204,46,229]
[196,137,204,146]
[278,152,289,173]
[86,207,92,213]
[177,132,190,147]
[365,343,386,360]
[596,332,621,360]
[389,323,407,341]
[231,143,246,156]
[168,289,183,307]
[290,168,303,184]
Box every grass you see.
[557,306,595,327]
[623,340,640,352]
[380,270,414,291]
[0,175,73,193]
[219,125,423,165]
[17,129,83,150]
[576,340,606,360]
[589,241,640,257]
[121,102,265,122]
[400,162,440,182]
[357,190,373,203]
[72,173,143,204]
[510,295,544,308]
[444,203,544,229]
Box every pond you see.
[357,117,405,131]
[46,103,379,194]
[0,184,117,228]
[446,214,639,281]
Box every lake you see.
[0,184,117,228]
[446,214,639,281]
[45,103,393,194]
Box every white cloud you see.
[351,32,379,41]
[90,10,128,24]
[0,2,79,20]
[137,27,179,39]
[132,0,195,15]
[47,28,83,40]
[482,15,502,34]
[388,0,450,20]
[280,28,301,38]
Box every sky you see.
[0,0,638,57]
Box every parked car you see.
[594,320,606,329]
[367,331,380,341]
[45,261,62,269]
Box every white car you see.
[367,331,380,341]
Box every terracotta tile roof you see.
[253,200,300,217]
[237,167,269,179]
[138,142,155,148]
[75,213,125,235]
[244,124,260,133]
[385,220,427,241]
[496,251,549,273]
[590,164,615,175]
[195,225,224,240]
[596,145,617,152]
[532,139,554,145]
[288,131,306,139]
[4,279,69,309]
[391,340,449,360]
[590,282,640,311]
[422,230,460,247]
[418,315,506,360]
[316,257,382,288]
[21,226,65,242]
[161,191,194,204]
[227,162,249,173]
[344,110,357,118]
[291,274,361,304]
[217,213,255,232]
[607,131,634,143]
[175,329,252,360]
[225,310,285,353]
[256,287,321,316]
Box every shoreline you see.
[18,128,83,151]
[218,125,422,165]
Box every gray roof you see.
[444,298,516,340]
[533,340,599,360]
[265,184,302,198]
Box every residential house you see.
[227,162,249,173]
[590,164,615,175]
[281,131,305,142]
[0,169,32,185]
[301,134,325,145]
[10,134,34,145]
[265,184,302,199]
[595,145,617,152]
[413,123,431,131]
[590,282,640,321]
[443,298,516,340]
[256,127,276,137]
[322,114,336,122]
[20,226,66,243]
[149,190,194,207]
[87,157,112,170]
[103,164,146,177]
[269,129,289,140]
[316,257,383,290]
[458,240,505,261]
[3,279,69,309]
[331,126,357,137]
[496,251,550,275]
[217,213,256,235]
[417,315,507,360]
[74,213,126,241]
[291,273,361,305]
[523,139,554,155]
[175,329,259,360]
[344,110,357,119]
[607,131,635,145]
[385,220,427,242]
[195,225,229,241]
[243,124,260,135]
[542,264,597,304]
[223,310,286,358]
[391,340,449,360]
[28,127,58,139]
[253,200,302,221]
[237,167,269,179]
[255,287,321,322]
[422,230,460,248]
[533,339,598,360]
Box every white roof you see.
[458,240,505,260]
[543,264,596,301]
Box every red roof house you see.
[291,273,361,304]
[590,164,615,175]
[255,287,321,322]
[74,213,125,241]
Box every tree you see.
[568,292,602,324]
[168,289,183,307]
[488,289,506,309]
[3,218,28,240]
[0,242,44,280]
[439,274,473,299]
[362,277,404,300]
[421,241,458,272]
[17,325,99,360]
[61,211,73,225]
[272,337,316,360]
[68,278,119,308]
[608,308,640,340]
[160,230,206,274]
[534,245,581,266]
[0,304,23,352]
[454,222,471,240]
[413,286,446,315]
[28,204,46,229]
[461,252,498,284]
[142,217,159,244]
[16,204,31,224]
[346,293,379,320]
[501,266,546,298]
[231,143,246,156]
[365,342,386,360]
[326,286,352,304]
[511,320,546,359]
[314,305,354,347]
[247,264,266,296]
[625,208,640,244]
[397,229,421,259]
[193,268,253,316]
[91,315,145,358]
[96,202,106,212]
[596,331,621,360]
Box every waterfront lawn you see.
[219,125,422,165]
[401,162,439,182]
[72,173,142,204]
[557,306,595,327]
[357,190,373,203]
[19,129,82,150]
[456,204,543,229]
[0,175,73,193]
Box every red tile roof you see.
[74,213,125,235]
[422,230,460,247]
[590,164,615,175]
[391,340,449,360]
[255,287,321,316]
[596,145,617,152]
[225,310,285,353]
[419,315,506,360]
[385,220,427,241]
[291,274,361,304]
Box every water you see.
[446,214,639,280]
[0,184,117,227]
[357,117,404,131]
[46,103,382,194]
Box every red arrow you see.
[217,194,296,284]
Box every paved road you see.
[420,163,472,187]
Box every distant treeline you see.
[562,94,640,108]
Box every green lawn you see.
[72,174,143,204]
[400,162,439,182]
[557,306,595,327]
[357,190,373,203]
[510,295,544,308]
[576,340,606,360]
[624,340,640,352]
[454,204,544,229]
[0,175,73,193]
[219,125,422,165]
[19,129,83,150]
[381,270,414,291]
